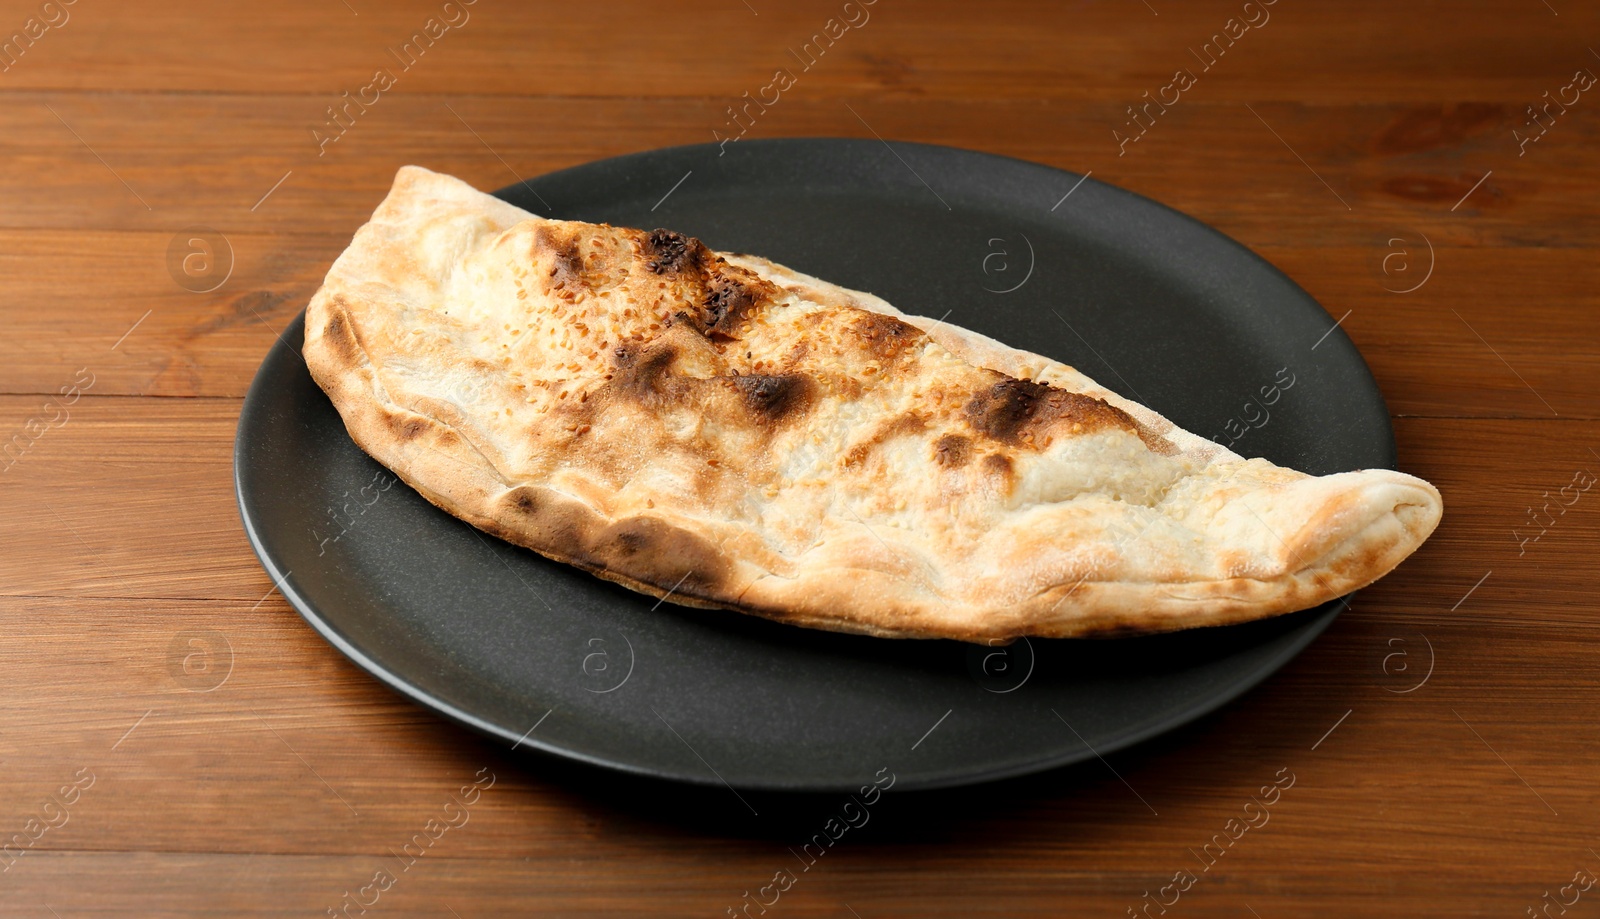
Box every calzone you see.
[303,166,1442,642]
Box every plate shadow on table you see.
[442,681,1268,845]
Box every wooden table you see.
[3,1,1595,915]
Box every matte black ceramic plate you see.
[235,139,1392,793]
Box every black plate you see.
[235,139,1391,793]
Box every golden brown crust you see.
[301,166,1444,643]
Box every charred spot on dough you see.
[612,343,679,398]
[730,373,813,424]
[981,452,1014,478]
[533,225,585,286]
[850,312,922,360]
[397,417,428,440]
[702,275,766,337]
[551,241,582,285]
[322,310,360,361]
[594,516,730,600]
[933,433,972,468]
[512,492,538,514]
[643,228,705,275]
[964,378,1047,441]
[613,528,647,555]
[323,310,347,343]
[964,376,1136,445]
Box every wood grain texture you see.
[2,92,1597,245]
[0,1,1595,916]
[0,0,1595,104]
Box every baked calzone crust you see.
[302,166,1442,642]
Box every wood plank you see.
[0,855,1574,917]
[0,0,1593,105]
[0,395,250,598]
[1256,245,1600,420]
[0,93,1595,247]
[0,230,334,399]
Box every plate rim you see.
[234,137,1380,792]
